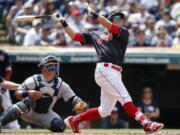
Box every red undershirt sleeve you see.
[109,23,121,35]
[73,33,84,43]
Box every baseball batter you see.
[0,55,87,132]
[52,7,164,133]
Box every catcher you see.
[0,55,88,132]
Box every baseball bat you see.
[16,15,52,22]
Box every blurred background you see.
[0,0,180,130]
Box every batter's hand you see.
[52,12,64,22]
[84,3,95,16]
[28,90,42,100]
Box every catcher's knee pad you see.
[98,106,111,118]
[15,99,30,114]
[0,101,28,126]
[50,117,66,132]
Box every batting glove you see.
[52,12,64,22]
[84,3,99,19]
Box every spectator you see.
[170,1,180,21]
[23,19,42,46]
[40,26,52,46]
[49,22,70,46]
[132,29,149,47]
[137,87,160,121]
[156,9,176,35]
[104,0,118,13]
[2,0,180,47]
[42,0,58,29]
[0,50,20,129]
[145,17,156,44]
[128,2,138,14]
[49,22,63,40]
[0,0,7,21]
[68,9,86,32]
[12,2,37,45]
[173,28,180,46]
[151,29,173,47]
[81,23,94,33]
[128,4,152,25]
[128,23,139,46]
[140,0,158,10]
[102,106,125,129]
[52,31,67,46]
[6,0,24,39]
[33,0,47,16]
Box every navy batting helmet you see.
[38,55,60,76]
[107,10,125,21]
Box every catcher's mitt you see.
[73,101,89,113]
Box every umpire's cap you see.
[38,55,59,68]
[107,10,125,21]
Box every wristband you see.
[18,90,29,98]
[22,91,29,98]
[61,20,68,28]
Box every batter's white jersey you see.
[18,74,76,110]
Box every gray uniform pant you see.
[20,108,60,129]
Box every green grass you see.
[2,129,180,133]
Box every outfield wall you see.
[2,46,180,64]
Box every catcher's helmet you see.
[107,10,125,21]
[38,55,60,76]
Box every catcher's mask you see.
[38,55,60,76]
[107,10,125,21]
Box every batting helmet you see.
[38,55,60,76]
[107,10,125,21]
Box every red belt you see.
[104,63,122,72]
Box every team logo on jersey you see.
[97,34,113,44]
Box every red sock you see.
[123,102,138,118]
[123,102,149,126]
[74,108,101,123]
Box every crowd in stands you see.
[0,0,180,47]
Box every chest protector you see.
[32,75,61,113]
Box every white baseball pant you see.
[95,63,132,118]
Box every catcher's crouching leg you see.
[0,98,30,126]
[50,117,66,132]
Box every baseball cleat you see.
[64,116,80,133]
[143,121,164,133]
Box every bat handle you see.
[35,15,52,19]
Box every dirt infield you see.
[1,133,180,135]
[1,129,180,135]
[1,132,180,135]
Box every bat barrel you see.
[16,15,52,22]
